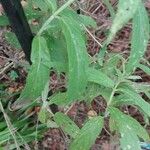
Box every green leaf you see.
[106,0,140,44]
[12,36,51,108]
[32,0,49,11]
[49,92,68,106]
[82,84,101,104]
[138,64,150,76]
[102,53,124,77]
[0,15,9,26]
[31,36,51,67]
[38,0,76,34]
[109,107,150,142]
[87,68,114,88]
[5,32,21,49]
[79,15,97,28]
[45,33,68,72]
[60,15,88,100]
[45,0,57,13]
[70,116,103,150]
[60,8,96,28]
[145,91,150,99]
[117,84,150,117]
[102,0,115,19]
[38,107,47,124]
[24,3,44,20]
[120,127,141,150]
[126,3,149,73]
[38,105,53,124]
[54,112,80,138]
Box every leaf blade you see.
[60,15,88,101]
[117,84,150,117]
[70,116,103,150]
[87,68,114,88]
[126,3,149,73]
[107,0,140,44]
[54,112,80,138]
[109,107,149,142]
[12,36,51,109]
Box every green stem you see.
[38,0,75,35]
[107,81,120,106]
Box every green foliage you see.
[138,64,150,76]
[106,0,141,44]
[54,112,80,138]
[0,16,9,26]
[87,67,114,88]
[0,98,46,149]
[70,116,103,150]
[1,0,150,149]
[109,107,149,149]
[12,36,51,109]
[59,15,89,101]
[126,2,149,73]
[5,32,21,49]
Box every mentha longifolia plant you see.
[2,0,150,149]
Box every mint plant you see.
[0,0,150,149]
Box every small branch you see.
[84,26,103,47]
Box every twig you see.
[84,26,103,47]
[0,62,14,76]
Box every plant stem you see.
[38,0,75,35]
[107,81,120,106]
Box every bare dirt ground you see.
[0,0,150,150]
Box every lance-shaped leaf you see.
[70,116,103,150]
[109,107,149,150]
[126,3,149,73]
[59,15,88,101]
[54,112,80,138]
[138,64,150,76]
[12,36,51,109]
[116,84,150,117]
[87,68,114,88]
[106,0,140,44]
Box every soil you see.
[0,0,150,150]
